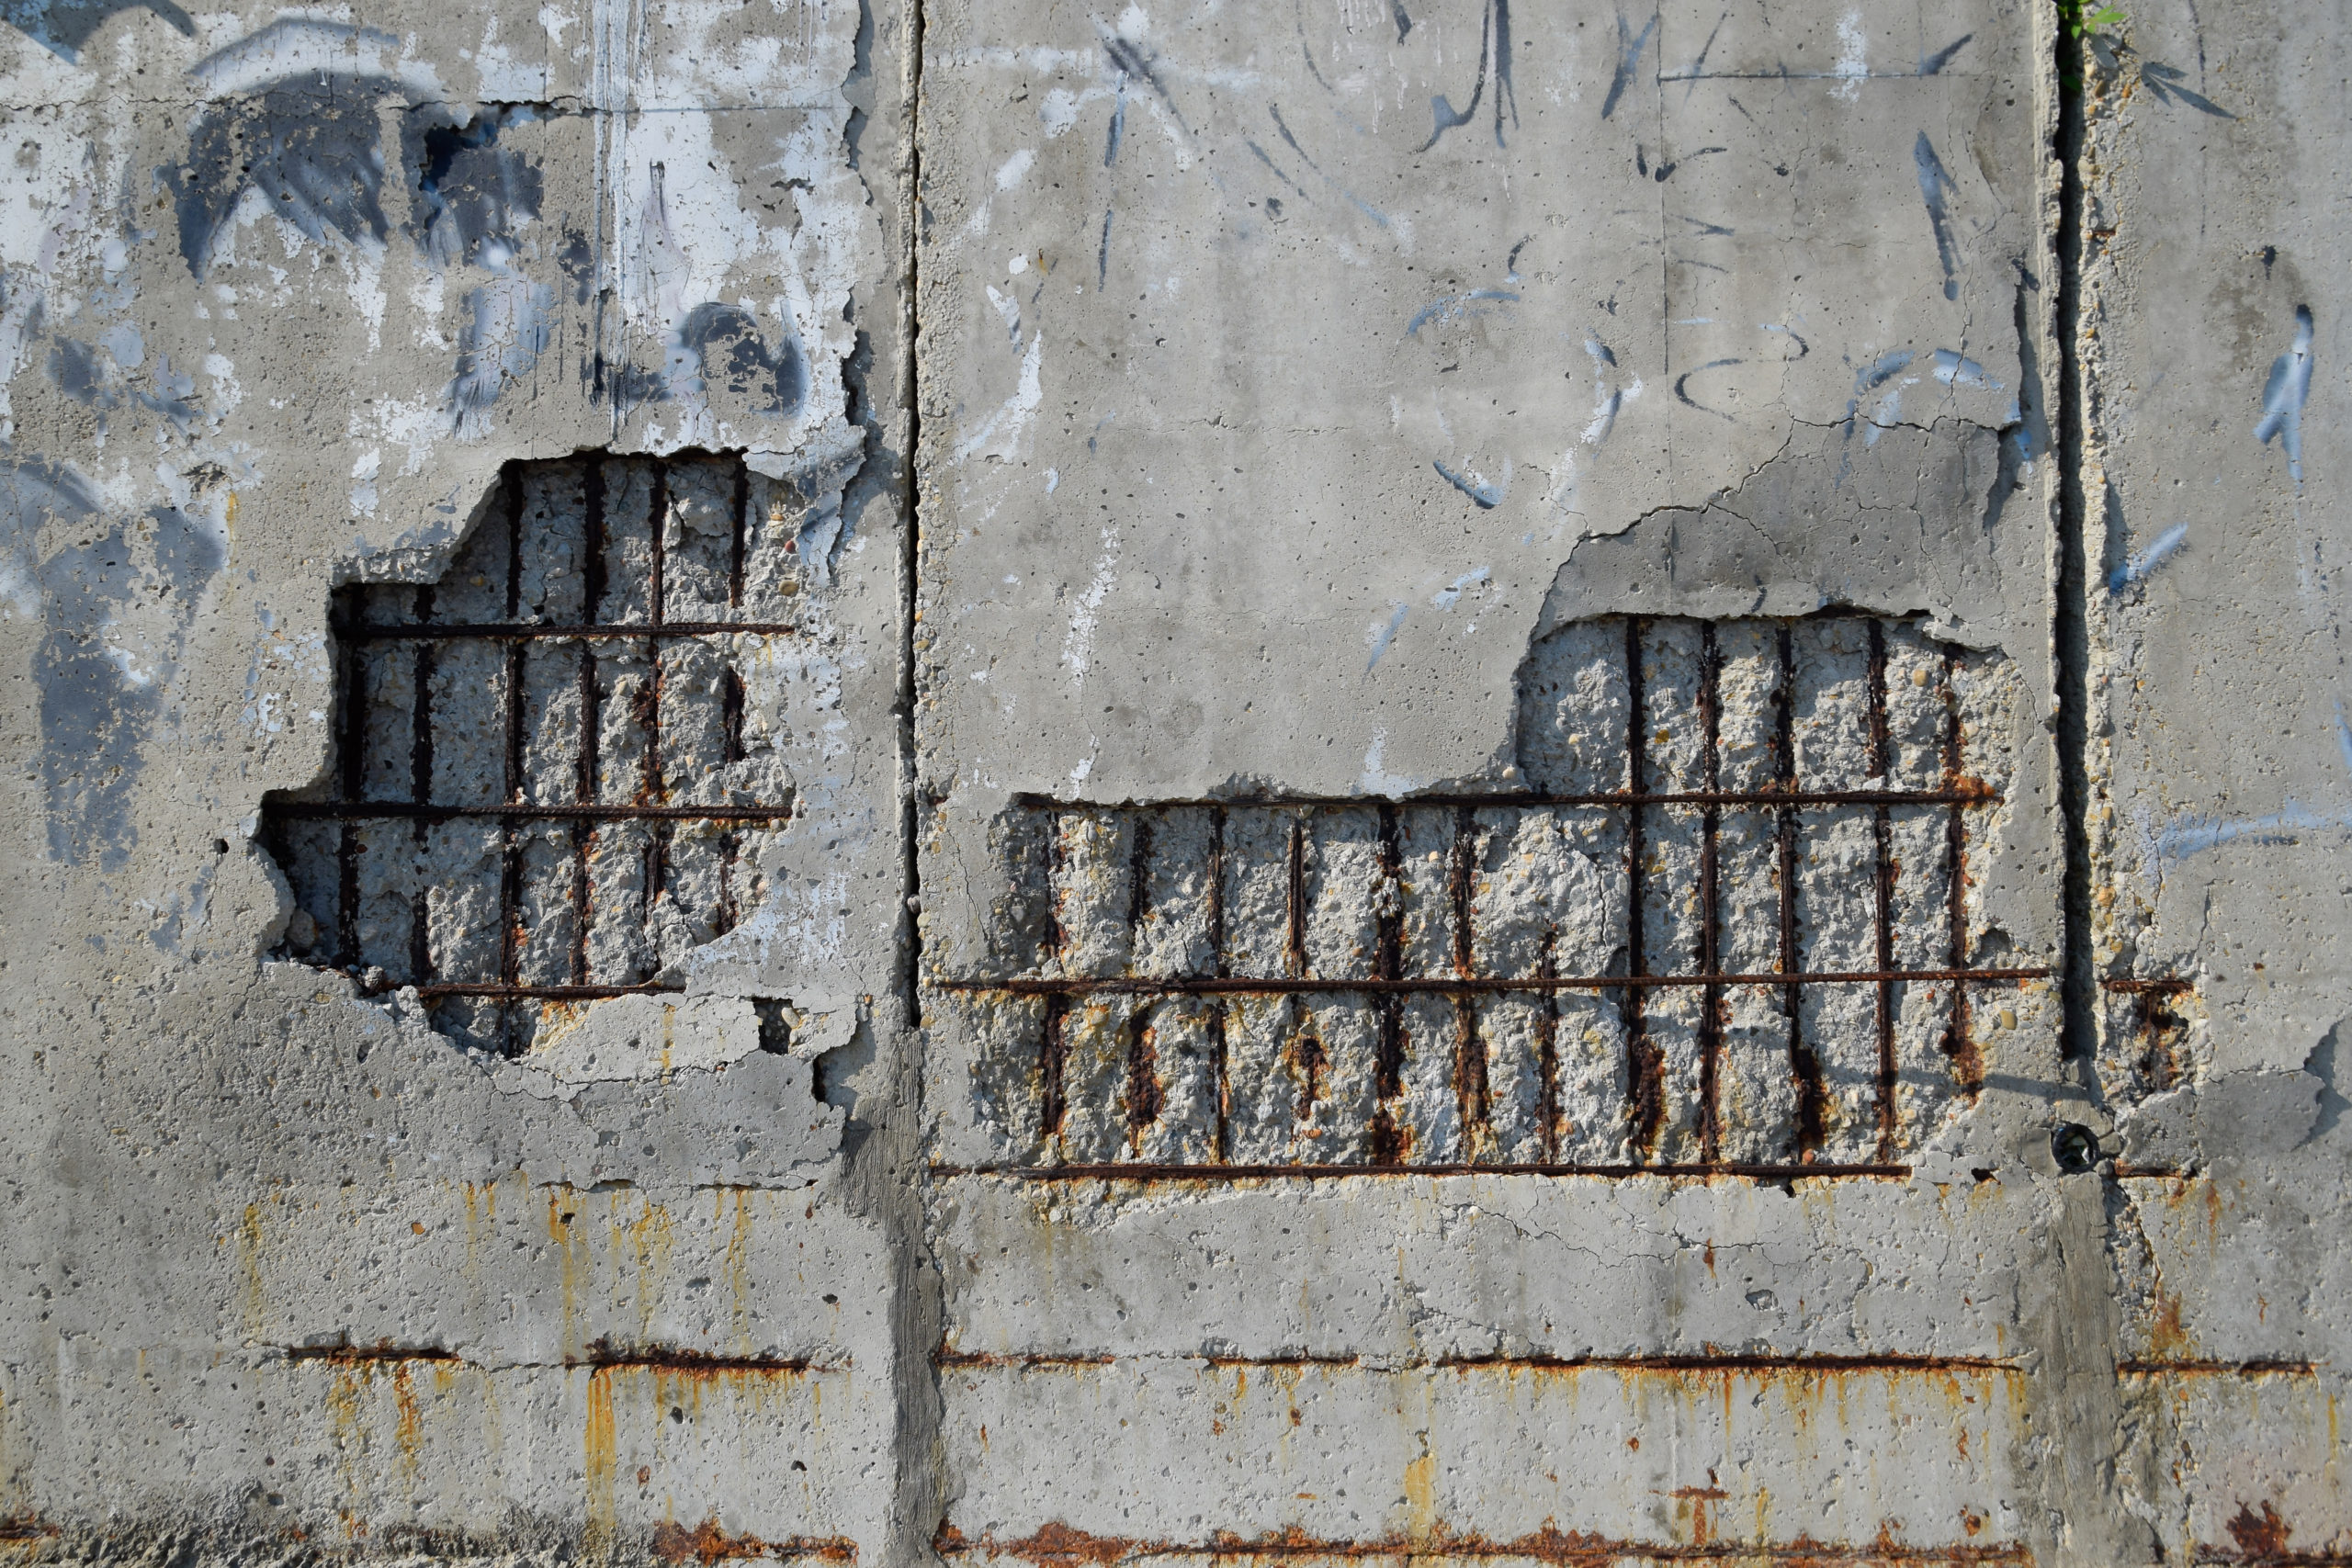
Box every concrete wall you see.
[0,0,2339,1563]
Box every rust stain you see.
[2225,1501,2292,1557]
[935,1519,2030,1564]
[573,1337,826,1379]
[285,1339,462,1366]
[2146,1286,2195,1362]
[584,1366,617,1551]
[390,1362,424,1487]
[650,1518,857,1563]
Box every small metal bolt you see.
[2052,1122,2101,1174]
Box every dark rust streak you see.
[1537,929,1560,1162]
[933,1349,2015,1373]
[497,630,528,1052]
[408,588,436,982]
[334,588,366,966]
[271,802,795,822]
[1009,785,1997,810]
[1623,616,1660,1157]
[503,462,525,618]
[728,457,750,609]
[938,968,2052,996]
[1285,815,1308,979]
[1777,624,1822,1159]
[647,457,669,627]
[935,1160,1913,1181]
[1125,812,1154,935]
[415,982,684,1000]
[1207,805,1229,1162]
[933,1520,2030,1566]
[654,1518,857,1565]
[1697,621,1723,1164]
[574,1338,827,1375]
[582,456,607,625]
[2104,976,2195,994]
[1450,805,1486,1156]
[340,620,802,641]
[283,1341,462,1365]
[1941,644,1980,1093]
[1870,620,1898,1162]
[572,634,600,987]
[1372,803,1404,1163]
[1125,1007,1160,1149]
[1039,993,1070,1146]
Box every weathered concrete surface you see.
[0,0,923,1559]
[2072,1,2352,1560]
[0,0,2342,1562]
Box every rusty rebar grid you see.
[264,454,798,1046]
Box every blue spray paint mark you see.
[1433,459,1507,508]
[1366,603,1410,671]
[1602,12,1658,120]
[1914,133,1962,301]
[1104,73,1127,165]
[2154,799,2352,862]
[1245,139,1310,201]
[1674,358,1740,420]
[1845,350,1915,423]
[2255,304,2314,484]
[1421,0,1516,150]
[2335,702,2352,777]
[2108,523,2188,592]
[1932,348,2002,389]
[1407,290,1520,336]
[1097,208,1113,290]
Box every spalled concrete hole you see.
[939,611,2030,1175]
[261,450,820,1059]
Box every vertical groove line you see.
[1206,805,1228,1162]
[1622,616,1657,1158]
[1869,619,1898,1161]
[1697,621,1723,1164]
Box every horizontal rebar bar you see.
[336,620,799,641]
[933,967,2051,997]
[269,801,793,823]
[1011,786,1996,810]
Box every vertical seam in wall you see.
[2054,7,2096,1068]
[890,0,933,1563]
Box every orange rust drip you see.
[652,1518,858,1563]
